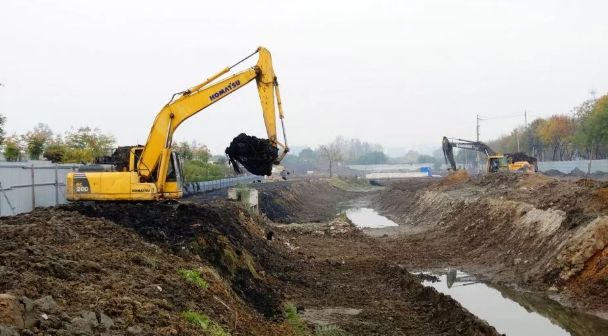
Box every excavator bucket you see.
[225,133,278,176]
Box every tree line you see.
[0,123,115,163]
[282,136,388,176]
[0,119,230,182]
[487,93,608,162]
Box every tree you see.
[192,144,210,163]
[577,95,608,173]
[537,115,575,160]
[355,151,388,164]
[0,114,5,147]
[417,154,436,164]
[318,143,343,177]
[63,127,115,163]
[3,135,22,161]
[298,148,315,161]
[24,123,53,160]
[174,141,193,161]
[183,160,228,182]
[403,150,420,163]
[174,141,210,163]
[526,119,545,160]
[43,142,67,163]
[324,136,383,164]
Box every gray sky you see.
[1,0,607,155]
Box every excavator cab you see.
[66,146,184,201]
[487,156,509,173]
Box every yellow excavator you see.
[442,137,538,173]
[66,47,289,201]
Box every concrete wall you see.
[538,160,608,174]
[0,161,80,216]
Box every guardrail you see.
[182,175,260,195]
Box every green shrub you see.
[181,310,230,336]
[178,269,208,289]
[283,303,310,336]
[183,160,228,182]
[315,325,348,336]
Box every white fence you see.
[538,160,608,174]
[0,161,80,216]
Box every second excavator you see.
[442,137,538,173]
[66,47,289,201]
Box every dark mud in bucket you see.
[225,133,278,176]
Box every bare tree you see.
[318,143,343,177]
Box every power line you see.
[478,113,526,121]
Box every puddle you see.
[344,207,398,228]
[420,269,608,336]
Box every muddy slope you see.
[376,172,608,314]
[0,202,291,335]
[255,179,360,223]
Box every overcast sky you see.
[1,0,607,155]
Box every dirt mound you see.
[71,201,285,318]
[569,167,588,177]
[544,169,566,177]
[0,203,290,335]
[436,170,470,188]
[471,171,520,187]
[516,173,554,189]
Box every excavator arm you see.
[442,136,538,173]
[137,47,288,191]
[442,136,496,171]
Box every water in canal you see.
[344,207,398,228]
[420,270,608,336]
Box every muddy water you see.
[421,270,608,336]
[344,207,398,228]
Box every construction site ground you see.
[1,174,608,335]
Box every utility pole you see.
[476,114,481,172]
[476,114,480,142]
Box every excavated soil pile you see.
[0,202,291,335]
[437,170,470,188]
[376,173,608,314]
[72,201,286,318]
